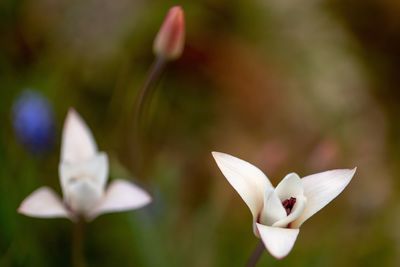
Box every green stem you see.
[72,219,86,267]
[246,240,265,267]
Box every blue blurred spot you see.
[12,90,55,154]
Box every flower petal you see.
[59,152,109,201]
[88,179,151,220]
[272,195,306,228]
[259,188,286,226]
[18,187,72,220]
[212,152,273,221]
[291,168,356,228]
[274,173,303,201]
[61,108,98,163]
[257,223,299,259]
[64,179,104,215]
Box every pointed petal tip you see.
[338,167,357,175]
[65,107,79,123]
[211,151,224,159]
[88,179,152,220]
[18,187,72,220]
[17,205,24,214]
[336,167,357,184]
[212,151,243,162]
[67,107,76,115]
[64,107,80,128]
[61,108,98,162]
[344,167,357,182]
[211,151,233,164]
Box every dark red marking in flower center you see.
[282,197,296,215]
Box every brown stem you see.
[134,57,167,135]
[72,219,86,267]
[132,56,167,170]
[246,240,265,267]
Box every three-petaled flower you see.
[18,109,151,221]
[212,152,356,259]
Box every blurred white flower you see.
[212,152,356,259]
[18,109,151,221]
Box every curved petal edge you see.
[257,223,299,259]
[88,179,152,220]
[212,151,272,221]
[18,187,72,220]
[292,168,356,228]
[61,108,98,163]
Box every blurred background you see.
[1,0,399,266]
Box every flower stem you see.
[72,219,86,267]
[134,56,167,136]
[246,240,265,267]
[132,56,167,169]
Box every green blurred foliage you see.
[1,0,399,266]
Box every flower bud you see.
[153,6,185,60]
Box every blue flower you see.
[12,90,55,154]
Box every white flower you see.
[18,109,151,221]
[212,152,356,259]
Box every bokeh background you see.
[1,0,400,266]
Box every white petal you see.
[18,187,72,220]
[274,173,303,201]
[257,223,299,259]
[88,179,151,220]
[291,168,356,228]
[61,108,98,163]
[212,152,273,221]
[59,153,109,200]
[259,188,286,226]
[272,195,306,228]
[64,179,103,215]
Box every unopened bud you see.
[153,6,185,60]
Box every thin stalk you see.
[72,219,86,267]
[133,56,167,137]
[132,56,167,169]
[246,240,265,267]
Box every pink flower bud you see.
[153,6,185,60]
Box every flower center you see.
[282,197,296,215]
